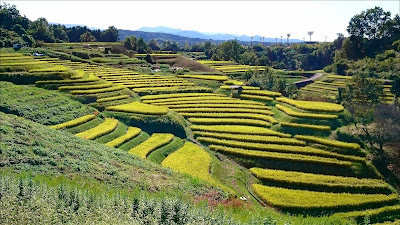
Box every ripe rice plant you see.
[59,82,113,91]
[252,184,399,212]
[210,145,352,166]
[189,118,272,127]
[166,104,271,110]
[307,84,338,91]
[335,205,400,224]
[191,125,291,137]
[173,107,274,115]
[161,142,225,189]
[275,104,338,120]
[151,99,265,106]
[69,85,125,94]
[76,118,119,140]
[294,135,361,150]
[133,86,211,94]
[105,126,141,148]
[280,122,331,131]
[276,97,344,112]
[180,112,277,123]
[315,81,345,87]
[106,102,169,115]
[194,131,306,146]
[29,65,69,72]
[49,114,96,130]
[239,94,274,101]
[128,133,174,159]
[224,80,244,85]
[177,75,229,81]
[124,83,194,89]
[220,85,260,90]
[96,95,130,103]
[198,137,363,161]
[250,168,389,192]
[140,93,221,100]
[142,96,233,104]
[241,90,282,97]
[36,75,100,84]
[326,75,353,80]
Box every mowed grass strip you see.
[250,168,389,192]
[174,107,274,116]
[49,114,96,130]
[129,133,174,159]
[294,135,361,150]
[198,137,364,162]
[194,131,306,146]
[106,102,169,115]
[189,117,272,127]
[105,127,141,148]
[180,112,277,123]
[252,184,399,212]
[75,118,119,140]
[280,122,331,131]
[140,92,221,100]
[70,85,125,94]
[276,104,338,120]
[276,97,344,112]
[241,89,282,97]
[59,82,113,91]
[191,125,291,137]
[210,145,352,167]
[96,95,130,103]
[177,74,229,81]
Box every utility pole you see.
[307,31,314,42]
[280,36,283,44]
[325,36,327,42]
[262,37,264,46]
[250,36,253,46]
[275,37,278,45]
[287,33,291,45]
[303,37,305,42]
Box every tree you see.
[52,24,68,42]
[137,38,148,54]
[148,39,160,51]
[101,26,118,42]
[0,3,30,30]
[343,73,384,105]
[347,7,392,40]
[215,40,243,62]
[123,36,137,51]
[240,51,258,66]
[391,78,400,104]
[373,104,400,151]
[66,26,89,42]
[29,18,55,42]
[80,31,97,42]
[307,31,314,42]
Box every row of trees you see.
[0,3,119,47]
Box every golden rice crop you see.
[191,125,291,137]
[96,95,130,103]
[197,60,233,64]
[70,85,125,94]
[129,133,174,158]
[239,94,273,101]
[59,82,113,91]
[198,137,363,162]
[224,80,244,85]
[252,184,398,211]
[276,104,339,120]
[220,85,260,90]
[189,118,272,127]
[140,93,221,100]
[241,89,282,97]
[194,131,306,146]
[105,127,141,148]
[76,118,119,140]
[280,122,331,131]
[276,97,344,112]
[307,84,338,91]
[124,83,194,89]
[210,145,352,166]
[326,75,353,79]
[151,99,265,106]
[166,104,271,110]
[180,112,277,123]
[315,81,345,86]
[250,168,388,191]
[174,107,275,115]
[106,102,169,115]
[0,61,48,66]
[142,96,233,104]
[36,75,100,84]
[177,74,229,81]
[49,114,96,130]
[161,142,217,185]
[335,205,400,221]
[294,135,361,150]
[133,86,211,94]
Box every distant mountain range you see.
[137,26,303,43]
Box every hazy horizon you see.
[5,0,400,42]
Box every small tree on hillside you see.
[80,31,96,42]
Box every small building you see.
[230,85,243,97]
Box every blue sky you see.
[5,1,399,42]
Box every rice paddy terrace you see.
[1,51,399,224]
